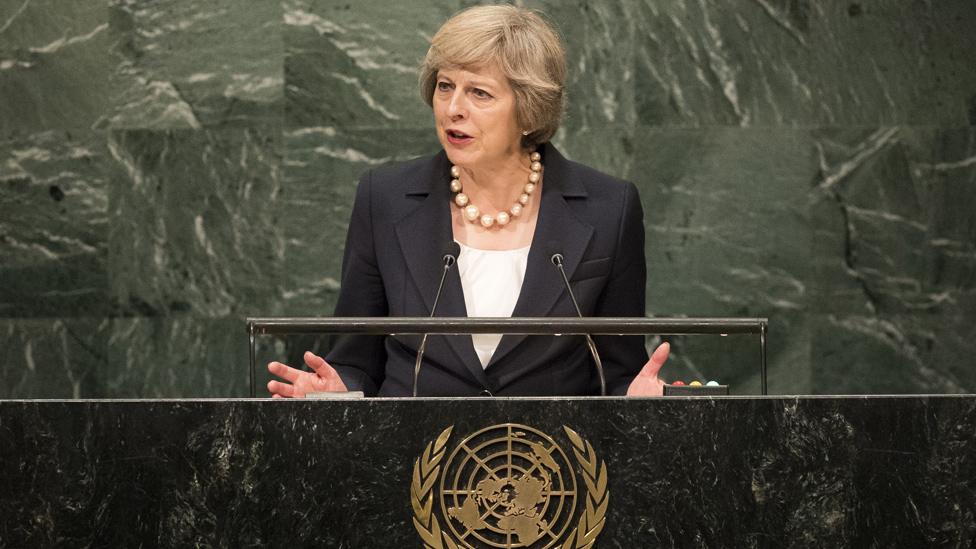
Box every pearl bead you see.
[449,154,541,226]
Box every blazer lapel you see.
[394,151,488,386]
[487,145,594,368]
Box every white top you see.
[456,242,531,368]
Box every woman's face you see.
[433,64,523,170]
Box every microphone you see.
[550,250,607,396]
[413,242,460,396]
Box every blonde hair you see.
[419,5,567,150]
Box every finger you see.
[267,380,296,398]
[267,361,302,383]
[303,351,339,380]
[303,352,349,392]
[271,393,282,399]
[640,342,670,378]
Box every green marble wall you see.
[2,0,974,397]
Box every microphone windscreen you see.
[446,241,461,257]
[443,241,461,266]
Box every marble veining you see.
[632,0,976,126]
[1,397,974,546]
[810,128,976,394]
[0,0,111,132]
[104,0,283,129]
[0,130,109,317]
[284,0,458,128]
[106,128,282,318]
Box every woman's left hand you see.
[626,342,670,396]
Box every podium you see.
[1,396,974,546]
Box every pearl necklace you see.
[450,151,542,228]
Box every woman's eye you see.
[472,88,491,99]
[437,81,452,91]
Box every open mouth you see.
[445,129,473,144]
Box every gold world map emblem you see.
[411,424,609,548]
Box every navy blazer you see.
[327,143,648,397]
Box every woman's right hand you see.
[267,351,348,398]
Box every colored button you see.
[706,380,719,386]
[671,381,685,386]
[689,381,702,387]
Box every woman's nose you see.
[447,92,467,119]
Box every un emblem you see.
[411,424,608,548]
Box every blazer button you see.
[481,389,493,397]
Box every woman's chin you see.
[445,149,477,168]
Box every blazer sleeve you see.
[326,170,388,396]
[593,181,649,395]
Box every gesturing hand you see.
[626,342,670,397]
[267,351,348,398]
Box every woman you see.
[267,5,669,398]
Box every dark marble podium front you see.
[1,397,974,548]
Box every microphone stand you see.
[551,253,607,396]
[413,250,458,397]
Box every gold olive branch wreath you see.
[410,425,609,549]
